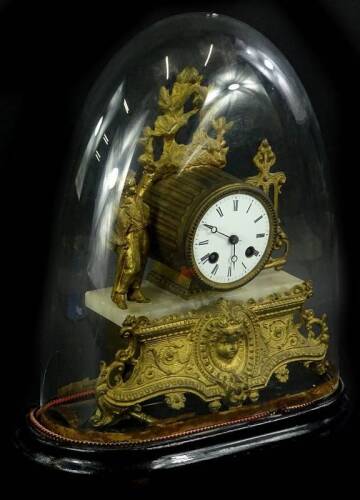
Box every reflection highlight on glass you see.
[204,43,214,67]
[94,116,103,136]
[75,82,125,199]
[165,55,170,79]
[123,98,130,114]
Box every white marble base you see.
[85,269,303,327]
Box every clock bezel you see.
[185,182,277,290]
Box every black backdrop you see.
[2,0,359,489]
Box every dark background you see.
[2,0,359,490]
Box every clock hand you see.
[203,224,230,238]
[231,243,238,268]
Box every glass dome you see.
[30,12,341,449]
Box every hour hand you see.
[203,224,230,238]
[204,223,217,233]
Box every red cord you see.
[28,389,309,447]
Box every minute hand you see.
[203,224,230,238]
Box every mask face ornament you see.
[19,13,345,473]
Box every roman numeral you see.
[198,240,209,245]
[233,199,239,211]
[211,264,219,275]
[228,266,232,277]
[216,207,224,217]
[246,200,253,213]
[242,262,247,270]
[254,249,260,256]
[256,233,265,238]
[201,253,210,263]
[254,215,263,223]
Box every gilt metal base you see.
[90,279,331,427]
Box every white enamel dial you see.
[192,191,273,288]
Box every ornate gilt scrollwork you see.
[91,281,330,427]
[138,67,233,191]
[301,309,330,376]
[91,316,146,426]
[301,308,329,345]
[247,139,286,215]
[264,224,289,271]
[247,139,289,270]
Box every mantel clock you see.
[17,13,346,475]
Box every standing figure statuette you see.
[111,177,150,309]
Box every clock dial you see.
[191,189,274,288]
